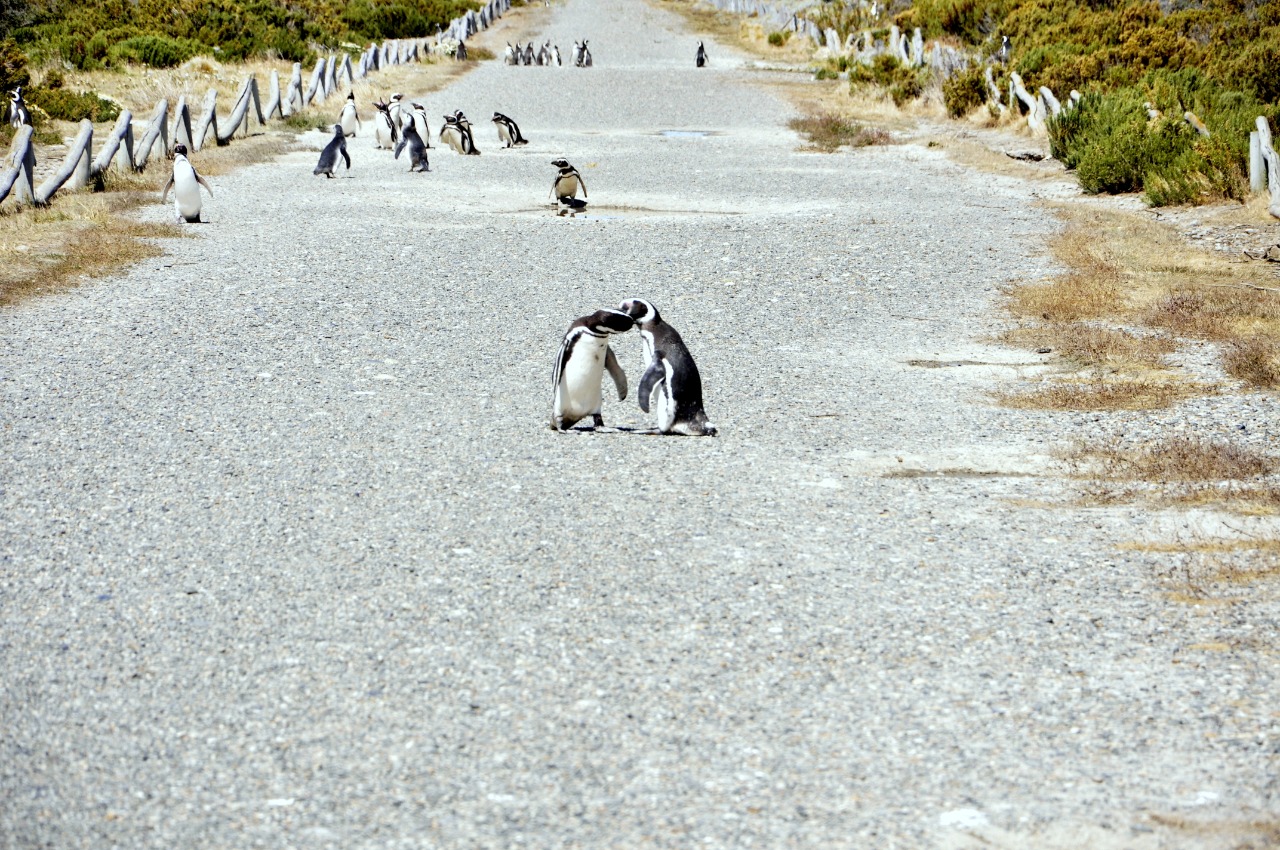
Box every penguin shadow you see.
[561,425,665,436]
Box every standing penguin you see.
[492,111,529,148]
[617,298,717,436]
[394,122,430,172]
[696,41,708,67]
[453,110,480,155]
[456,40,468,61]
[549,158,587,209]
[551,309,634,431]
[551,44,562,66]
[372,99,398,149]
[410,102,432,148]
[8,86,29,128]
[439,113,465,153]
[314,123,352,177]
[338,92,361,137]
[160,143,214,223]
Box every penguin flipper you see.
[340,145,351,170]
[195,172,213,197]
[637,358,665,414]
[605,346,627,401]
[579,175,587,199]
[160,174,174,202]
[393,136,407,159]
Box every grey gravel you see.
[2,0,1278,847]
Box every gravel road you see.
[2,0,1277,847]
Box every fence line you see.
[0,0,512,208]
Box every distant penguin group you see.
[551,299,716,435]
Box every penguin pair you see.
[314,124,351,177]
[572,40,593,67]
[549,159,586,211]
[492,112,528,148]
[160,143,214,222]
[550,299,716,436]
[440,111,480,155]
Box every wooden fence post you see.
[35,119,93,203]
[0,125,35,205]
[194,88,219,150]
[133,99,169,170]
[92,109,134,179]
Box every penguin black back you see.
[696,41,707,67]
[314,124,351,177]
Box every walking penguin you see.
[314,124,351,177]
[160,143,214,223]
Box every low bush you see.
[942,64,986,117]
[849,53,929,106]
[27,83,120,122]
[108,35,206,68]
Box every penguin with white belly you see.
[617,298,717,436]
[550,309,634,431]
[338,92,361,137]
[160,143,213,223]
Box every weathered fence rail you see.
[0,0,512,208]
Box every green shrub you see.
[943,64,987,116]
[849,53,930,105]
[27,85,121,122]
[109,35,206,68]
[767,31,788,46]
[0,38,29,93]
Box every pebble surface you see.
[2,0,1277,847]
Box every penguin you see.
[8,86,28,128]
[439,113,466,154]
[454,110,480,155]
[504,42,517,65]
[696,41,707,67]
[338,92,361,137]
[160,143,213,223]
[572,41,584,67]
[617,298,717,436]
[997,35,1010,63]
[410,102,432,148]
[313,123,351,177]
[551,45,562,66]
[388,92,409,131]
[581,40,592,67]
[393,122,430,172]
[549,158,586,209]
[456,40,468,61]
[492,111,529,148]
[372,99,398,149]
[550,309,634,431]
[522,42,535,65]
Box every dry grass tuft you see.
[996,376,1208,410]
[0,192,181,306]
[1077,436,1275,482]
[788,113,892,152]
[1222,336,1280,388]
[1001,324,1174,370]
